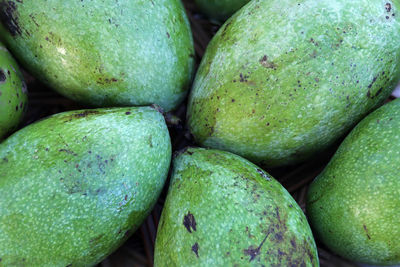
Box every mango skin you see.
[187,0,400,167]
[0,107,171,266]
[154,147,318,266]
[307,99,400,265]
[0,0,195,111]
[0,42,27,140]
[194,0,250,21]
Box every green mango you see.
[0,0,195,111]
[0,106,171,266]
[307,99,400,265]
[154,147,318,266]
[187,0,400,167]
[0,41,27,141]
[194,0,250,21]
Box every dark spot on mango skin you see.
[239,73,249,82]
[367,86,383,99]
[303,238,317,265]
[244,227,272,262]
[96,77,118,85]
[375,88,383,97]
[183,212,197,233]
[256,169,270,180]
[58,149,78,156]
[366,75,378,98]
[28,13,40,28]
[244,206,310,263]
[290,238,297,250]
[386,3,392,12]
[89,234,104,244]
[363,224,371,240]
[192,242,199,257]
[247,205,294,260]
[274,207,287,231]
[0,69,6,83]
[274,232,284,242]
[220,20,233,39]
[259,55,277,69]
[0,0,22,36]
[74,110,100,118]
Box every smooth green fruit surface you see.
[0,107,171,266]
[194,0,250,21]
[307,99,400,265]
[187,0,400,167]
[0,0,195,111]
[0,42,27,140]
[154,147,318,266]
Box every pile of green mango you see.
[1,0,400,265]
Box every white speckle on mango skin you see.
[307,98,400,265]
[0,106,171,266]
[187,0,400,168]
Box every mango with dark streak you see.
[0,106,171,266]
[0,41,27,141]
[187,0,400,167]
[307,98,400,266]
[0,0,195,111]
[194,0,250,21]
[154,147,318,266]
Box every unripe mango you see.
[155,147,318,266]
[187,0,400,167]
[0,106,171,266]
[0,0,195,111]
[0,41,27,140]
[307,99,400,266]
